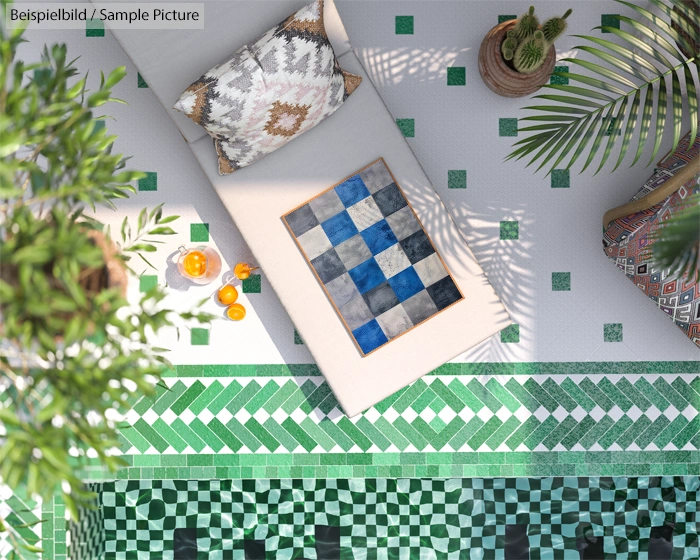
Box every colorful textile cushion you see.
[283,159,464,356]
[173,0,361,175]
[603,130,700,347]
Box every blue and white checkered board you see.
[283,159,463,356]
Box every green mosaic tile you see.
[604,323,623,342]
[498,14,517,24]
[447,66,466,86]
[86,18,104,37]
[499,118,518,137]
[500,220,519,240]
[137,171,157,191]
[190,223,210,242]
[552,272,571,291]
[139,275,158,292]
[550,65,569,85]
[294,329,304,344]
[190,328,209,346]
[137,72,148,88]
[601,14,620,32]
[500,324,520,343]
[395,15,414,34]
[447,169,467,189]
[396,118,415,137]
[242,274,262,293]
[551,169,570,188]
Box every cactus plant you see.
[501,6,572,74]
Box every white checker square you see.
[296,225,332,260]
[570,406,587,422]
[681,405,697,421]
[376,304,414,339]
[364,407,381,423]
[438,406,457,424]
[413,253,449,288]
[514,405,531,423]
[589,405,606,422]
[665,406,679,421]
[645,405,661,421]
[374,243,412,279]
[477,407,493,422]
[626,405,643,421]
[217,408,233,424]
[253,408,270,424]
[533,405,550,422]
[289,407,307,423]
[141,408,159,425]
[402,407,418,422]
[495,406,511,423]
[160,408,177,425]
[607,405,624,421]
[420,407,437,422]
[552,406,569,422]
[179,408,196,424]
[198,408,214,424]
[347,196,383,231]
[235,408,252,423]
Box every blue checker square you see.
[283,159,464,357]
[361,220,398,255]
[348,258,386,294]
[388,267,425,302]
[321,210,358,246]
[352,319,389,355]
[335,174,371,207]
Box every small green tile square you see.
[448,170,467,189]
[500,220,519,240]
[550,66,569,85]
[498,15,517,24]
[191,328,209,346]
[86,18,105,37]
[447,67,466,86]
[601,14,620,32]
[395,16,414,35]
[137,172,157,192]
[500,324,520,343]
[396,118,415,138]
[139,275,158,293]
[242,274,261,294]
[137,73,148,88]
[551,169,570,188]
[294,329,304,345]
[604,323,623,342]
[190,223,209,242]
[552,272,571,291]
[499,118,518,137]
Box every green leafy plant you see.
[508,0,700,174]
[501,6,572,74]
[0,12,212,559]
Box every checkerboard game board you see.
[283,159,463,356]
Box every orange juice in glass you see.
[177,246,222,285]
[234,262,259,280]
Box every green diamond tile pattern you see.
[551,169,570,188]
[115,373,700,460]
[190,328,209,346]
[552,272,571,291]
[137,171,157,192]
[550,65,569,85]
[242,274,261,294]
[190,223,210,242]
[500,220,519,240]
[499,118,518,137]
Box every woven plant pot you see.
[83,229,128,297]
[478,20,556,98]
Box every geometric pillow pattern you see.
[603,128,700,348]
[283,159,463,355]
[173,0,361,175]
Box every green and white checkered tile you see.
[119,374,700,456]
[69,485,105,560]
[94,476,699,560]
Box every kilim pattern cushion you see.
[283,159,464,356]
[173,0,361,175]
[603,129,700,348]
[93,477,700,560]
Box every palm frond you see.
[647,191,700,280]
[509,0,700,176]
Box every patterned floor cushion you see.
[603,131,700,347]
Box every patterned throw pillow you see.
[173,0,362,175]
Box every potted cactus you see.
[479,6,572,98]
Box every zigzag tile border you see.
[70,362,700,481]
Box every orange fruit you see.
[217,284,238,305]
[226,303,246,321]
[234,262,257,280]
[183,250,207,277]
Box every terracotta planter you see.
[478,20,556,98]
